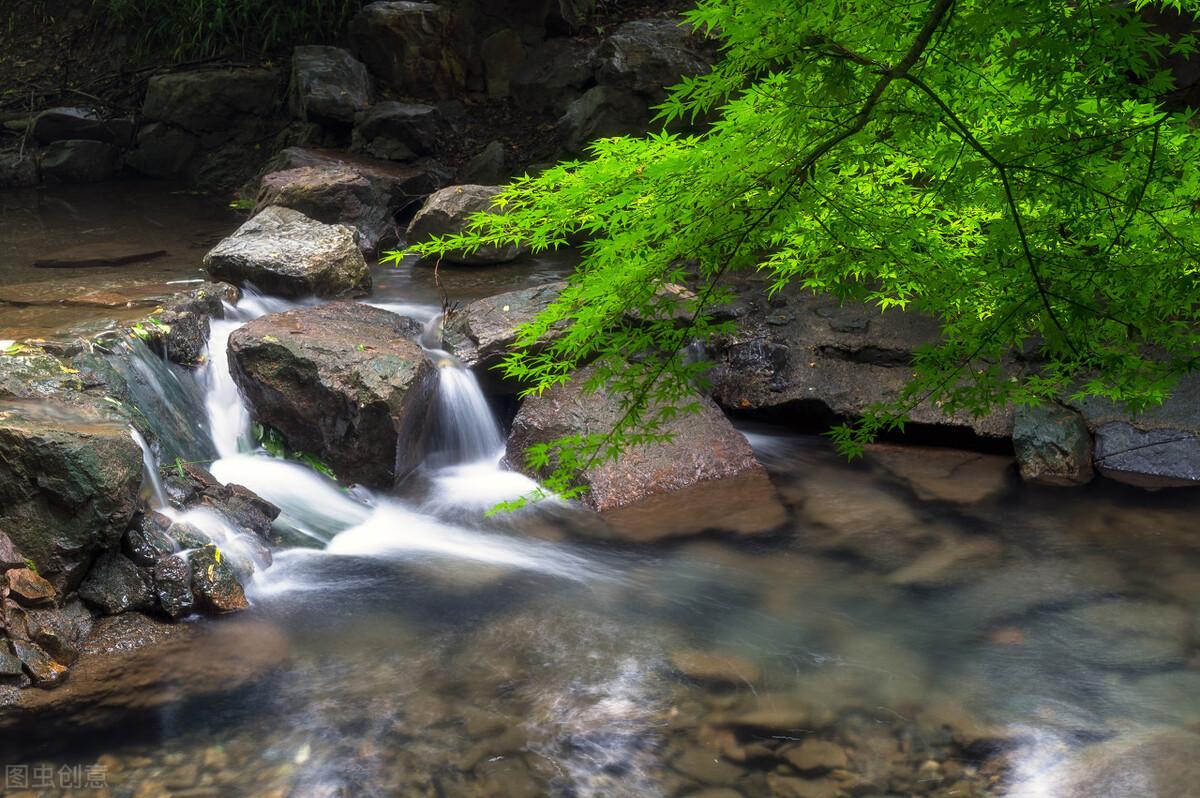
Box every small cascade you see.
[130,426,167,509]
[430,359,506,464]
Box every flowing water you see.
[4,200,1200,797]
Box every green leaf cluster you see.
[392,0,1200,491]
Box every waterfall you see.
[130,426,167,509]
[431,358,506,464]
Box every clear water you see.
[4,209,1200,798]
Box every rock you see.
[1013,403,1094,486]
[669,650,761,687]
[708,279,1013,441]
[406,184,529,265]
[124,122,198,178]
[506,363,786,540]
[946,558,1127,626]
[143,68,280,134]
[673,746,746,787]
[597,19,716,101]
[0,531,26,570]
[25,599,91,666]
[0,641,24,683]
[511,38,599,115]
[765,775,842,798]
[152,555,195,619]
[1094,422,1200,487]
[189,545,248,613]
[39,140,119,183]
[865,445,1014,503]
[11,639,69,688]
[227,302,438,487]
[444,281,564,369]
[558,85,649,153]
[32,243,168,270]
[0,151,38,188]
[0,614,289,730]
[1040,729,1200,798]
[349,2,467,100]
[31,107,122,144]
[204,206,370,298]
[781,740,848,773]
[351,101,447,161]
[78,552,154,615]
[480,29,525,98]
[1035,599,1190,669]
[5,568,56,607]
[717,695,815,734]
[458,140,507,185]
[256,165,397,253]
[0,402,142,590]
[289,45,372,124]
[886,536,1003,589]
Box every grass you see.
[95,0,364,61]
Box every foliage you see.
[251,422,337,479]
[397,0,1200,498]
[94,0,362,60]
[129,317,171,342]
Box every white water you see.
[130,426,167,509]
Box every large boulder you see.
[511,38,599,115]
[1071,373,1200,487]
[349,2,468,100]
[596,19,716,103]
[1013,402,1094,486]
[256,165,396,254]
[39,140,119,184]
[143,68,281,133]
[289,46,373,124]
[707,278,1013,442]
[558,85,649,153]
[227,302,438,487]
[0,402,142,590]
[506,364,787,541]
[444,281,565,370]
[351,101,448,161]
[203,206,371,298]
[406,184,529,265]
[123,122,198,179]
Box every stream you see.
[3,186,1200,798]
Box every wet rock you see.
[11,639,69,688]
[0,403,142,590]
[1036,599,1190,669]
[351,101,447,161]
[765,774,842,798]
[597,18,716,102]
[782,740,848,773]
[511,38,600,115]
[669,650,761,687]
[406,184,529,265]
[78,552,154,615]
[444,281,565,370]
[5,568,57,607]
[459,140,507,185]
[256,165,394,253]
[0,151,38,188]
[2,599,30,640]
[32,243,168,269]
[709,279,1013,441]
[0,530,26,570]
[228,302,438,487]
[124,122,199,178]
[204,206,370,298]
[23,599,91,666]
[865,445,1013,504]
[189,545,248,613]
[195,481,280,539]
[350,2,467,100]
[1013,403,1094,486]
[152,555,195,619]
[673,746,746,787]
[31,107,123,144]
[886,536,1003,589]
[1094,422,1200,487]
[507,363,786,541]
[947,558,1126,626]
[558,85,649,153]
[0,641,24,683]
[1042,729,1200,798]
[0,613,289,730]
[289,46,372,124]
[143,68,281,134]
[39,139,119,183]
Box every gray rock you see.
[123,122,198,178]
[597,18,716,102]
[351,101,447,161]
[558,85,649,153]
[31,107,120,144]
[204,206,370,298]
[227,302,438,487]
[78,552,154,615]
[289,45,372,124]
[1036,599,1190,669]
[506,363,787,541]
[511,37,599,115]
[406,184,529,265]
[480,28,525,98]
[143,68,281,133]
[1014,402,1095,485]
[444,281,565,370]
[0,530,27,570]
[39,140,119,183]
[458,140,507,185]
[256,164,397,253]
[0,641,24,682]
[152,555,195,619]
[0,151,38,188]
[349,2,467,100]
[123,514,177,567]
[946,558,1127,626]
[1094,422,1200,487]
[11,639,68,688]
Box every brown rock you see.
[6,568,57,606]
[782,740,848,773]
[33,243,168,269]
[672,745,746,787]
[11,639,69,688]
[766,774,843,798]
[670,649,762,687]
